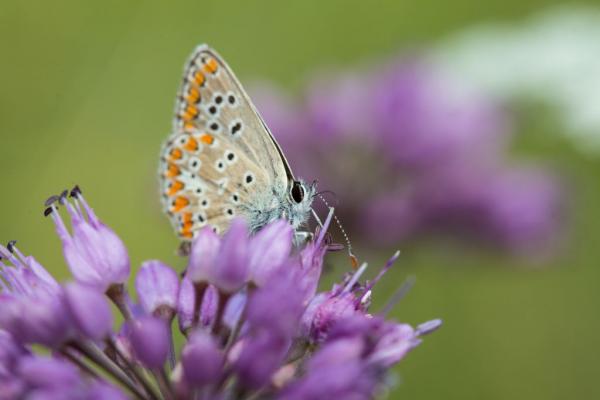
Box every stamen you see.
[359,250,401,303]
[416,319,443,336]
[44,195,60,206]
[77,193,101,227]
[70,185,82,198]
[315,207,335,247]
[341,262,368,294]
[43,207,53,217]
[0,245,12,260]
[6,240,17,253]
[380,275,416,316]
[59,189,69,205]
[11,245,27,264]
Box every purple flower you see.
[253,53,564,258]
[0,330,27,378]
[1,187,439,399]
[129,316,170,369]
[233,270,305,389]
[211,218,249,293]
[177,276,196,334]
[63,282,112,341]
[4,353,126,400]
[49,188,130,291]
[248,220,293,286]
[234,330,292,390]
[304,291,360,343]
[245,271,305,338]
[367,322,420,367]
[135,260,179,316]
[187,226,220,283]
[187,219,249,293]
[0,245,72,347]
[280,336,375,400]
[181,330,224,387]
[17,355,81,389]
[371,59,507,169]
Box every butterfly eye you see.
[291,181,305,204]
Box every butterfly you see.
[159,44,315,241]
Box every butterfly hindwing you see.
[160,45,290,239]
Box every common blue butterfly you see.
[159,45,315,241]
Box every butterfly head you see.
[282,179,316,230]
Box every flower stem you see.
[212,291,231,338]
[70,341,147,400]
[59,347,102,380]
[224,291,250,352]
[105,338,162,400]
[380,274,416,316]
[153,367,174,400]
[154,306,176,370]
[106,283,133,320]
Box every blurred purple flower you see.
[63,282,112,341]
[0,245,72,347]
[248,219,294,286]
[187,219,249,293]
[129,316,170,369]
[48,187,130,291]
[2,353,125,400]
[187,226,220,284]
[135,260,179,316]
[0,187,440,399]
[182,330,224,388]
[252,54,564,257]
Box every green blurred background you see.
[1,1,599,399]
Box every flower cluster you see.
[252,56,564,256]
[0,187,440,399]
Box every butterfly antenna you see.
[316,193,359,269]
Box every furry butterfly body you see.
[159,45,314,239]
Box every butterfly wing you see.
[159,45,291,239]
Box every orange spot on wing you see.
[186,87,201,104]
[182,212,193,223]
[184,137,199,152]
[169,148,183,161]
[194,71,206,86]
[171,196,190,212]
[183,122,195,132]
[199,133,214,145]
[167,180,184,196]
[180,229,193,239]
[182,105,199,122]
[165,163,180,178]
[180,212,194,238]
[203,58,218,74]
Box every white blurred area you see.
[433,6,600,153]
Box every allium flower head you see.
[0,187,440,399]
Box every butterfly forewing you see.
[160,45,289,239]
